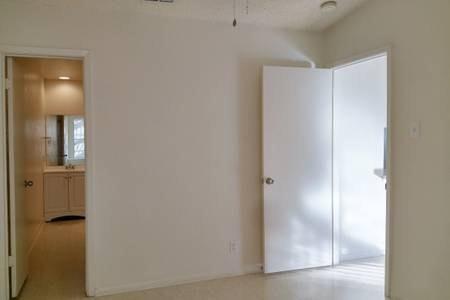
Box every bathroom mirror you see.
[45,115,85,166]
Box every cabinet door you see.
[44,174,69,213]
[69,174,85,211]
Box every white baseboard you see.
[94,263,264,297]
[242,263,263,274]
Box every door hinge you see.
[4,78,11,90]
[8,256,15,267]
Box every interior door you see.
[263,66,333,273]
[7,57,29,297]
[7,57,45,297]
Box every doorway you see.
[332,54,388,291]
[4,56,87,299]
[333,54,388,266]
[262,52,390,295]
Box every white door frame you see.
[0,45,96,299]
[330,46,393,298]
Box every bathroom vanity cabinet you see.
[44,167,85,221]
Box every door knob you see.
[24,180,34,188]
[265,177,275,185]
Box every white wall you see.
[325,1,450,299]
[0,0,324,294]
[333,56,387,263]
[44,80,84,115]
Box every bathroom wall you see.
[333,55,387,263]
[43,78,84,165]
[44,80,84,116]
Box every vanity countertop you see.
[44,166,85,174]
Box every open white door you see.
[7,56,29,297]
[263,66,333,273]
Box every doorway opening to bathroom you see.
[2,54,89,299]
[332,53,388,291]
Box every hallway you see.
[18,219,384,300]
[19,220,85,299]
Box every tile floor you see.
[18,220,386,300]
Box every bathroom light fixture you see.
[320,0,338,12]
[58,76,71,80]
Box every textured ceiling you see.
[141,0,370,31]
